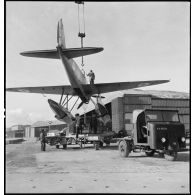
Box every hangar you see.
[78,89,190,137]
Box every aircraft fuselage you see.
[57,46,90,103]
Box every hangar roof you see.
[76,89,189,115]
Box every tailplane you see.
[57,19,66,48]
[20,18,103,59]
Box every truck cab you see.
[119,109,186,160]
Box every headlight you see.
[181,137,185,142]
[161,137,166,143]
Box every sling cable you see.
[75,1,86,75]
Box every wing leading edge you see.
[6,85,74,95]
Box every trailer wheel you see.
[145,149,155,157]
[63,144,67,149]
[164,150,177,161]
[119,140,130,157]
[56,145,60,149]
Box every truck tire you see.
[56,145,60,149]
[145,149,155,157]
[63,144,67,149]
[119,140,130,157]
[164,150,177,161]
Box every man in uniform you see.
[40,129,46,151]
[87,70,95,85]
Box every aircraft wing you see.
[83,80,169,94]
[6,85,74,95]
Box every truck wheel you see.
[145,149,155,157]
[63,144,67,149]
[56,145,59,149]
[119,140,130,157]
[164,150,177,161]
[94,142,100,150]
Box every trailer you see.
[46,129,116,150]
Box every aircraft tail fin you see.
[57,19,66,48]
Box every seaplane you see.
[6,19,169,125]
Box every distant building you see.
[6,125,31,138]
[6,121,67,139]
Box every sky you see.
[5,2,190,127]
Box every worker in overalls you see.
[87,70,95,85]
[40,129,46,151]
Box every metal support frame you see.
[59,88,65,105]
[59,89,79,111]
[70,97,80,112]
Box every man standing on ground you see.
[40,129,46,151]
[87,70,95,85]
[75,113,80,139]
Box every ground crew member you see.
[90,112,97,134]
[40,129,46,151]
[87,70,95,85]
[75,113,80,138]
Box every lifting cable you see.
[75,1,86,72]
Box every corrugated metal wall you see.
[112,95,190,136]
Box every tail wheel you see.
[119,140,130,158]
[164,150,177,161]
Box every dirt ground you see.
[6,141,190,193]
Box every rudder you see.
[57,19,66,48]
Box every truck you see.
[117,109,186,161]
[46,129,67,149]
